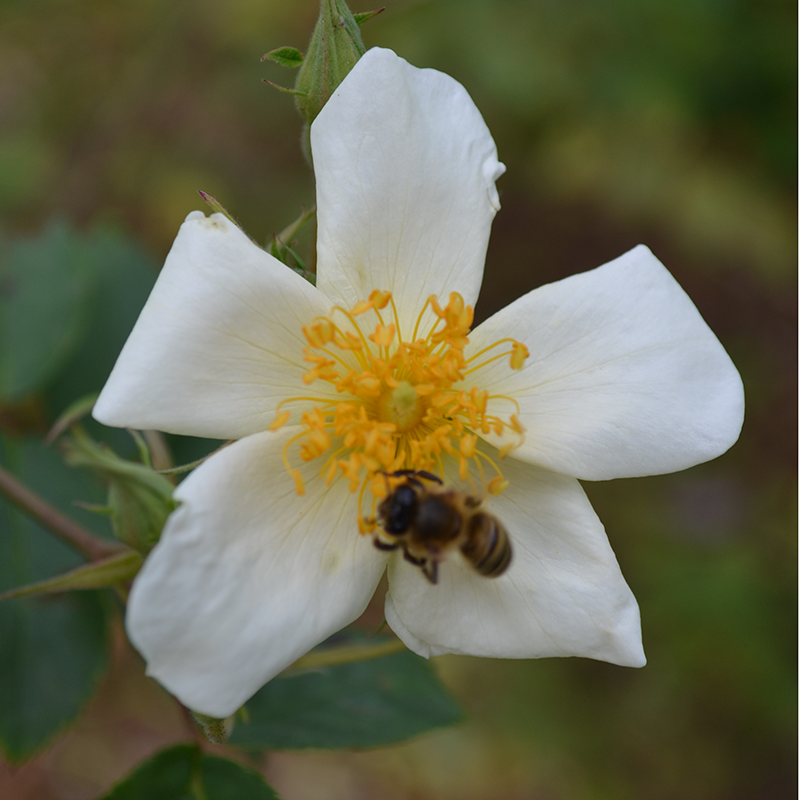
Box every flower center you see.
[377,380,426,432]
[269,289,529,529]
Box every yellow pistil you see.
[271,290,529,523]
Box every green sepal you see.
[262,46,304,68]
[197,191,240,226]
[270,235,314,281]
[270,242,316,285]
[262,78,306,96]
[128,430,153,468]
[0,549,141,601]
[61,427,176,554]
[45,392,98,444]
[354,8,385,25]
[190,711,235,745]
[292,0,366,126]
[156,455,211,477]
[269,205,317,284]
[73,501,113,516]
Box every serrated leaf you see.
[0,222,97,401]
[99,744,280,800]
[229,635,463,750]
[0,436,111,762]
[262,46,304,68]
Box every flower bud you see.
[62,428,176,554]
[294,0,366,126]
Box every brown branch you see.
[0,463,122,562]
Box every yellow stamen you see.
[488,476,509,495]
[369,323,395,348]
[275,290,528,516]
[369,289,392,310]
[269,410,290,431]
[511,342,529,370]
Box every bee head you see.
[378,484,418,535]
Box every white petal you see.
[126,428,387,717]
[94,212,337,439]
[312,48,505,333]
[384,455,644,667]
[466,246,744,480]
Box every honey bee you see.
[373,470,512,584]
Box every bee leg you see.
[391,468,419,478]
[373,539,399,551]
[414,470,442,485]
[402,548,426,567]
[422,560,439,585]
[390,468,442,485]
[384,469,442,489]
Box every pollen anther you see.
[275,291,528,516]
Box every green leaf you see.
[100,744,280,800]
[229,635,463,750]
[44,225,157,427]
[262,46,304,68]
[0,592,108,763]
[199,753,280,799]
[0,436,111,762]
[0,221,96,401]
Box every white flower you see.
[93,48,744,718]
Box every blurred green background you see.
[0,0,795,798]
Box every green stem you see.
[0,463,122,562]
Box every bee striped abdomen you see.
[461,513,512,577]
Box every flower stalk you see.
[0,463,122,562]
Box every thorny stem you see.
[0,463,122,562]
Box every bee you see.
[373,470,512,584]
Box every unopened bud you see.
[294,0,366,126]
[62,428,176,554]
